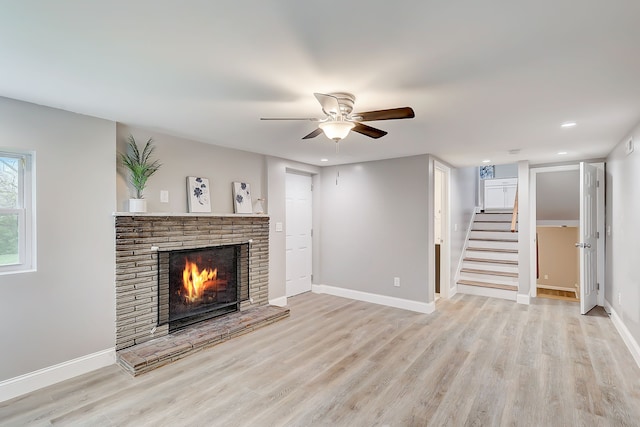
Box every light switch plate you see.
[275,222,283,232]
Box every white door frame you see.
[529,163,605,307]
[433,160,451,300]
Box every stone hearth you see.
[117,304,289,375]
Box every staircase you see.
[457,212,519,300]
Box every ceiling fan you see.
[260,92,415,142]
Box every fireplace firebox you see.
[158,243,249,332]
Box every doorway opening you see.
[529,163,605,312]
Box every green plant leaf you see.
[119,135,162,199]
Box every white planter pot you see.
[128,198,147,213]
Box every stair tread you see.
[469,237,518,242]
[466,247,518,253]
[460,268,518,278]
[472,229,518,232]
[464,257,518,265]
[457,279,518,291]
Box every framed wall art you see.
[232,182,252,214]
[187,176,211,213]
[479,165,495,180]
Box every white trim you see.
[454,211,477,285]
[605,301,640,369]
[517,293,531,305]
[312,284,435,314]
[268,296,288,307]
[0,348,115,403]
[536,220,579,227]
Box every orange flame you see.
[182,259,217,302]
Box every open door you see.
[578,162,598,314]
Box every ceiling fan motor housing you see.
[327,92,355,116]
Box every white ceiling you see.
[1,1,639,167]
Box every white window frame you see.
[0,150,35,274]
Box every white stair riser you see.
[464,250,519,261]
[475,213,514,222]
[473,222,516,231]
[461,261,519,274]
[459,272,519,284]
[470,230,518,240]
[467,240,518,250]
[457,284,517,301]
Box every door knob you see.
[575,242,591,248]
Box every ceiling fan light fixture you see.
[319,121,355,141]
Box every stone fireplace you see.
[114,214,270,351]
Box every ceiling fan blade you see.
[352,123,388,139]
[302,128,324,139]
[260,117,320,121]
[314,92,341,115]
[354,107,415,122]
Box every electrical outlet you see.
[393,277,400,287]
[618,292,622,305]
[160,190,169,203]
[544,274,549,280]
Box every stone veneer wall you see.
[114,214,269,351]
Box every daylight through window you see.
[0,151,34,273]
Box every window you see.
[0,151,34,273]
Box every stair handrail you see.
[510,186,518,232]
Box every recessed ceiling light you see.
[557,151,568,155]
[320,158,329,162]
[561,122,577,128]
[482,159,491,163]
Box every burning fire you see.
[182,259,217,303]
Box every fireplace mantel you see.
[113,212,268,218]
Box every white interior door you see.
[285,172,313,297]
[579,162,598,314]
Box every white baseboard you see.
[0,348,115,403]
[312,284,435,314]
[605,301,640,369]
[536,284,575,292]
[517,293,531,305]
[269,296,288,307]
[449,284,458,298]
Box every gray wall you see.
[494,163,518,179]
[0,97,116,381]
[606,123,640,347]
[116,124,266,214]
[536,170,579,221]
[319,155,430,302]
[450,166,477,286]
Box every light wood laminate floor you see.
[2,293,639,426]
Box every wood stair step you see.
[460,268,518,278]
[469,237,518,242]
[457,279,518,292]
[463,257,518,265]
[474,220,512,224]
[472,229,518,232]
[466,247,518,253]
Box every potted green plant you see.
[120,135,161,212]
